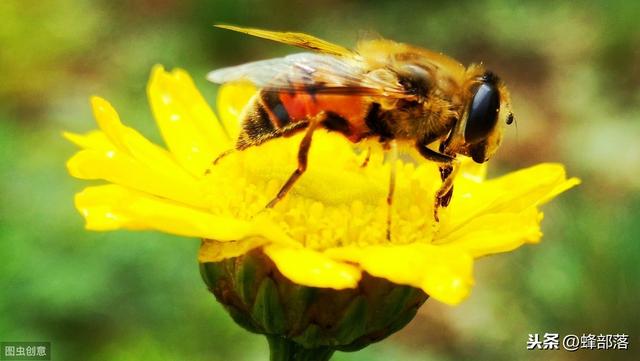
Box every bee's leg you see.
[434,159,460,220]
[437,164,454,206]
[434,131,459,219]
[265,117,321,209]
[360,146,372,168]
[415,141,456,221]
[385,140,398,241]
[416,142,455,164]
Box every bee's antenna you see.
[506,112,518,143]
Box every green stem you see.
[267,335,335,361]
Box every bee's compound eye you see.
[465,82,500,143]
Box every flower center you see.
[202,131,443,250]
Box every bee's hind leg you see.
[265,117,321,209]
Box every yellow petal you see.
[538,176,582,206]
[63,130,113,151]
[199,238,269,263]
[325,243,474,305]
[76,185,258,240]
[436,207,543,257]
[67,148,208,208]
[90,96,127,150]
[147,65,230,176]
[442,163,579,234]
[458,156,488,183]
[66,101,212,223]
[263,244,362,289]
[216,82,257,140]
[76,97,202,194]
[90,96,190,182]
[480,163,580,212]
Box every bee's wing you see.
[215,25,355,57]
[207,53,411,97]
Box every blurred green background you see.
[1,0,638,360]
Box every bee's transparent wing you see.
[207,53,410,97]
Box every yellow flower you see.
[65,65,579,306]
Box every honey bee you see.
[208,25,514,234]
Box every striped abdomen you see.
[236,90,373,149]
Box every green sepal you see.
[199,262,223,289]
[283,284,317,336]
[267,335,334,361]
[200,249,429,357]
[374,285,416,330]
[252,277,286,334]
[199,262,261,333]
[234,253,260,306]
[334,296,368,345]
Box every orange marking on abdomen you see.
[279,92,369,141]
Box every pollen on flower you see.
[200,132,442,250]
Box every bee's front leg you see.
[434,160,460,221]
[414,140,456,222]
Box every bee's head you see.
[459,71,513,163]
